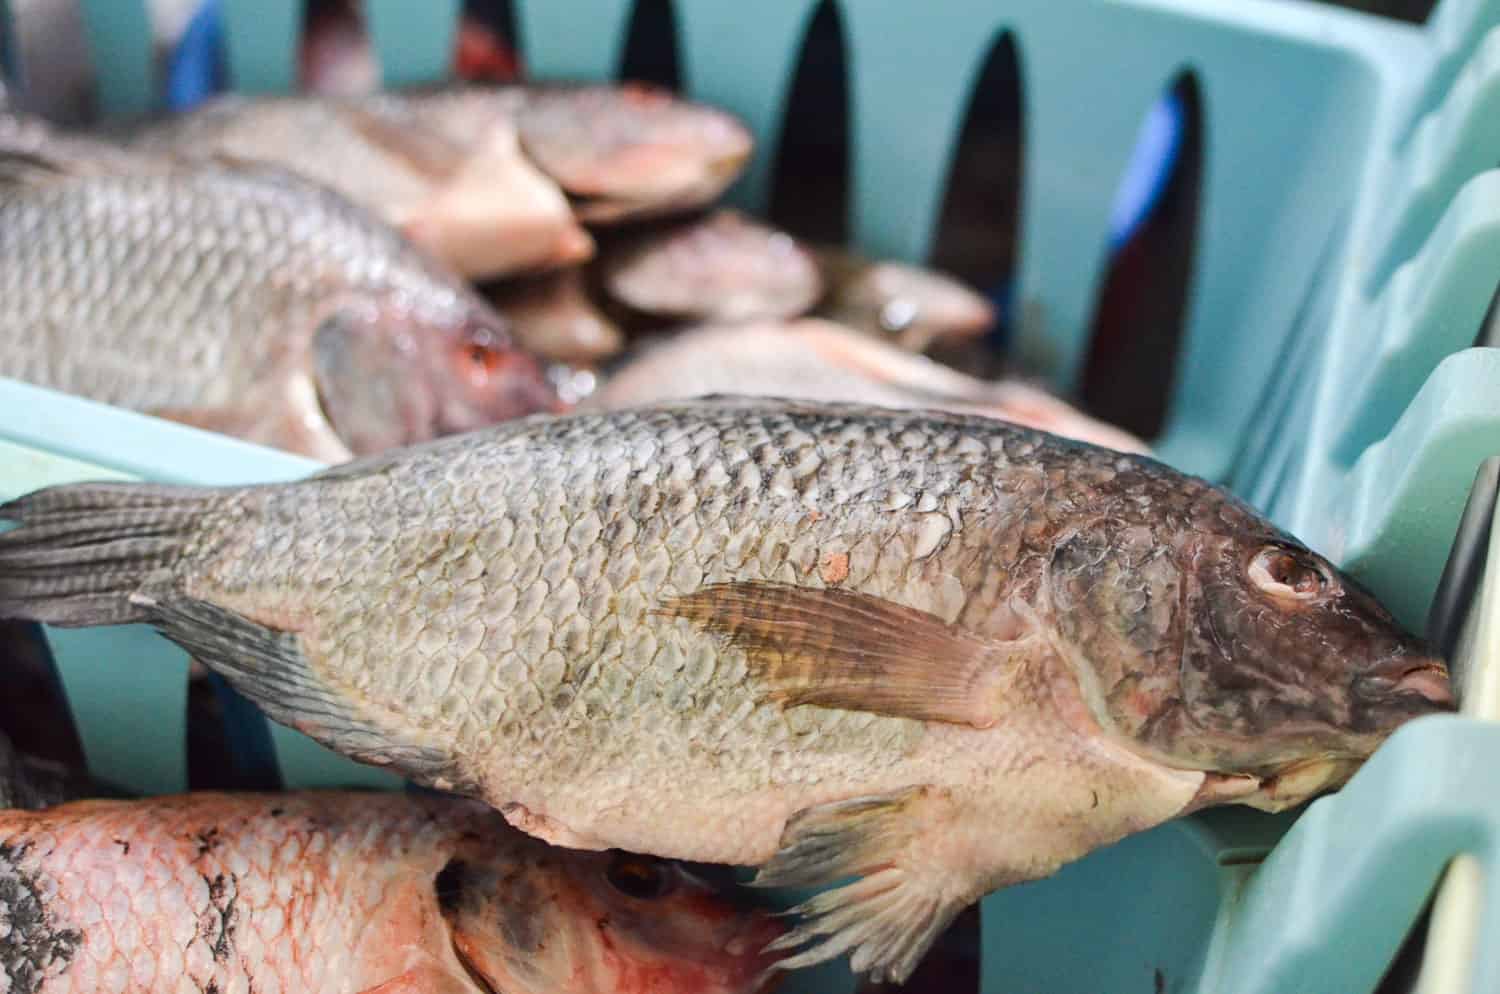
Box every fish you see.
[120,83,753,275]
[510,83,753,224]
[587,319,1151,454]
[0,790,784,993]
[485,269,625,366]
[119,88,594,282]
[0,399,1453,983]
[813,248,995,353]
[0,145,560,461]
[594,212,992,351]
[600,210,824,323]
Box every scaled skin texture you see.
[0,400,1451,983]
[0,791,783,994]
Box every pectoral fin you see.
[658,581,1030,727]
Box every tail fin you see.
[0,482,219,627]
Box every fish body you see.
[0,146,558,460]
[121,84,752,276]
[0,791,782,993]
[813,249,995,353]
[0,400,1452,982]
[589,319,1150,454]
[120,89,592,281]
[600,210,823,323]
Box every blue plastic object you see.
[1,1,1499,993]
[165,0,226,111]
[1108,90,1185,250]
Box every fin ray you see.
[659,581,1027,727]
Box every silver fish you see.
[0,145,560,461]
[0,399,1451,983]
[589,319,1150,454]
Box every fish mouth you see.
[449,935,500,994]
[1354,657,1455,710]
[1241,756,1359,813]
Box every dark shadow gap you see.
[187,674,284,792]
[460,0,523,81]
[1474,281,1500,348]
[1079,70,1204,440]
[928,31,1024,363]
[766,0,848,246]
[0,621,85,770]
[618,0,681,91]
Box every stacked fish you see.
[0,74,1458,994]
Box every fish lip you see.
[1353,658,1455,710]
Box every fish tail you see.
[0,482,220,627]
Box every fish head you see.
[852,262,994,350]
[441,848,785,994]
[605,211,823,322]
[518,84,753,221]
[1047,481,1452,809]
[311,293,564,455]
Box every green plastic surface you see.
[1,1,1499,992]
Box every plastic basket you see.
[1,1,1498,992]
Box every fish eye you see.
[1249,547,1329,602]
[457,330,510,380]
[879,298,919,333]
[606,853,675,900]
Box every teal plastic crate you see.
[2,1,1500,992]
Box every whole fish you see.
[594,211,993,350]
[486,269,626,366]
[600,210,824,323]
[0,146,560,461]
[0,791,784,993]
[589,319,1150,454]
[0,400,1452,983]
[813,248,994,353]
[120,89,593,281]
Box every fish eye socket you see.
[1249,548,1328,601]
[879,298,919,333]
[605,854,674,900]
[458,340,506,379]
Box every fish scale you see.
[1,156,487,405]
[0,399,1453,985]
[0,792,781,993]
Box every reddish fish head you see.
[517,83,753,223]
[310,292,564,456]
[833,261,995,351]
[604,210,823,322]
[439,848,785,994]
[1045,476,1452,810]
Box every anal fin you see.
[137,594,465,789]
[753,786,972,984]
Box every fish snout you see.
[1353,654,1455,710]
